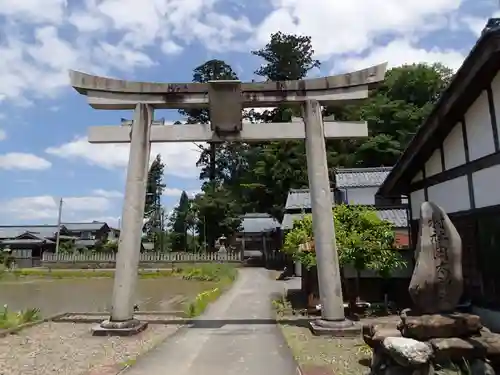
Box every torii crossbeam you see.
[69,63,387,337]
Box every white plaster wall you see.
[473,164,500,208]
[443,123,466,169]
[490,71,500,141]
[411,170,423,183]
[425,148,442,176]
[410,189,425,220]
[346,187,377,205]
[465,90,495,161]
[427,176,470,214]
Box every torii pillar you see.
[68,63,387,336]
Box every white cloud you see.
[0,153,52,170]
[0,0,67,24]
[253,0,464,57]
[461,11,500,37]
[0,129,6,141]
[92,189,123,198]
[45,136,202,178]
[335,39,466,73]
[0,0,486,106]
[0,0,254,104]
[161,40,183,55]
[4,195,112,220]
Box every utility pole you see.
[55,198,63,254]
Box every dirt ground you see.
[279,321,371,375]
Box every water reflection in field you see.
[0,278,215,315]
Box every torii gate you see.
[69,63,387,336]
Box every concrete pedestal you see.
[309,318,361,337]
[92,319,149,337]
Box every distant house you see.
[234,213,281,261]
[0,221,120,256]
[281,167,410,248]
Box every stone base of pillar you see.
[309,318,360,337]
[91,319,148,337]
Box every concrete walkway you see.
[124,268,299,375]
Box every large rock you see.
[409,202,463,314]
[429,337,486,362]
[364,323,402,348]
[382,337,433,367]
[399,312,482,340]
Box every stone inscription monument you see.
[363,201,500,375]
[409,201,463,314]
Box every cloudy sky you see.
[0,0,496,226]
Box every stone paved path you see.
[123,268,299,375]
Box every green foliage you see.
[185,288,222,317]
[174,264,237,282]
[192,183,243,249]
[58,241,76,254]
[169,191,195,251]
[282,215,316,270]
[251,31,320,81]
[0,305,41,330]
[282,205,406,277]
[100,240,118,253]
[0,251,14,268]
[144,154,166,249]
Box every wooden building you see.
[377,20,500,328]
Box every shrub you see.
[185,288,221,317]
[0,305,41,330]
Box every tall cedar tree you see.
[169,191,191,251]
[144,154,166,249]
[247,32,321,220]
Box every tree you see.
[144,154,166,250]
[169,191,192,251]
[192,184,242,251]
[333,205,403,308]
[282,205,406,308]
[325,63,454,167]
[252,31,320,82]
[179,59,246,248]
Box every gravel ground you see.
[279,323,371,375]
[0,321,181,375]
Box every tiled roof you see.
[281,208,408,230]
[281,213,308,230]
[284,189,335,210]
[63,222,107,231]
[376,209,408,228]
[240,213,280,233]
[335,167,392,188]
[0,226,59,239]
[0,222,108,240]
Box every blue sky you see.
[0,0,497,226]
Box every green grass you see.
[0,263,238,281]
[181,264,238,317]
[184,287,223,317]
[174,263,237,282]
[0,305,41,330]
[0,268,175,280]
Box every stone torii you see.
[69,63,387,336]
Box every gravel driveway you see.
[0,321,181,375]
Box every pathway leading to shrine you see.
[123,268,299,375]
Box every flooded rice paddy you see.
[0,277,217,315]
